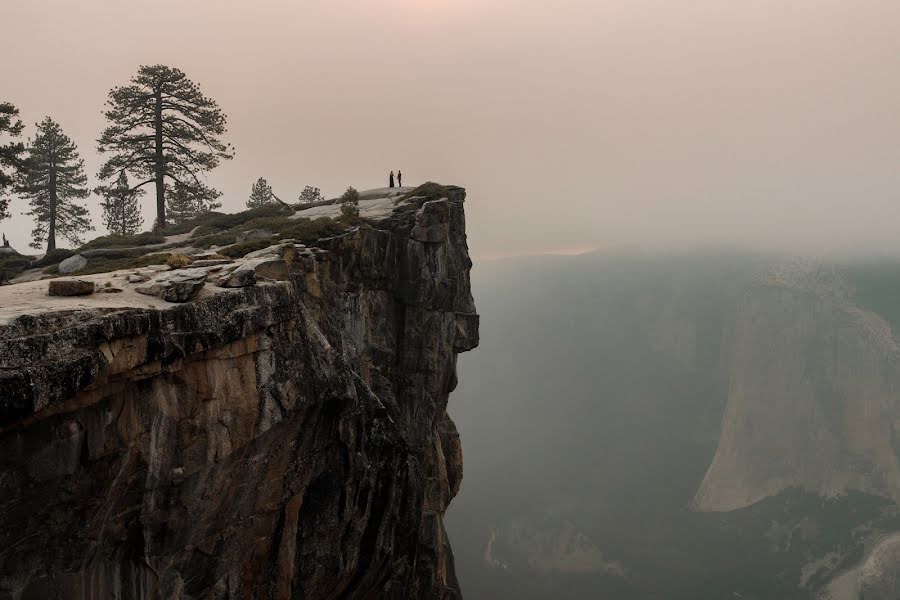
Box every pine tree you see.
[247,177,273,208]
[0,102,26,222]
[96,172,144,236]
[19,118,92,251]
[165,182,221,226]
[339,186,360,219]
[97,65,234,230]
[298,185,324,204]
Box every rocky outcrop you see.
[694,261,900,512]
[0,187,478,599]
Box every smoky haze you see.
[3,0,900,259]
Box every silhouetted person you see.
[389,171,395,188]
[1,233,7,247]
[398,170,402,187]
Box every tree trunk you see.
[47,144,57,253]
[153,90,165,230]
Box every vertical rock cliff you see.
[0,187,478,599]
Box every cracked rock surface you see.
[0,187,478,600]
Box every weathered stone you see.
[216,264,258,288]
[99,287,124,293]
[135,267,208,302]
[246,257,289,281]
[244,241,298,262]
[48,279,94,296]
[236,228,275,243]
[0,187,478,599]
[126,273,149,283]
[411,199,451,243]
[192,258,234,267]
[57,254,88,274]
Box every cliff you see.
[0,186,479,599]
[694,259,900,512]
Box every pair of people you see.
[389,170,403,188]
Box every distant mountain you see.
[446,250,900,600]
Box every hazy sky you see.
[4,0,900,259]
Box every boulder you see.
[99,287,124,294]
[48,279,94,296]
[244,242,298,263]
[216,264,257,288]
[135,268,208,303]
[126,273,149,284]
[246,257,289,281]
[58,254,88,274]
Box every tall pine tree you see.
[246,177,273,208]
[20,118,93,251]
[0,102,26,222]
[96,172,144,236]
[97,65,234,230]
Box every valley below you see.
[446,250,900,600]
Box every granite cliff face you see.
[0,187,478,599]
[694,260,900,512]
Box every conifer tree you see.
[19,118,92,251]
[96,172,144,236]
[165,182,221,226]
[298,185,324,204]
[97,65,234,230]
[246,177,274,208]
[0,102,26,222]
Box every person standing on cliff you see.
[398,170,402,187]
[389,171,395,188]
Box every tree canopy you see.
[97,171,144,236]
[247,177,274,208]
[20,118,92,251]
[0,102,26,222]
[298,185,324,204]
[97,65,233,229]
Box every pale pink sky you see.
[4,0,900,259]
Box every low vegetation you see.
[159,204,289,236]
[79,231,166,250]
[42,252,171,276]
[400,182,450,203]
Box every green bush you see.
[160,204,291,236]
[400,182,449,203]
[79,231,166,250]
[0,255,35,281]
[32,248,76,268]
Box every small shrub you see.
[400,182,449,203]
[340,187,360,219]
[0,255,34,281]
[166,254,193,269]
[32,248,76,268]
